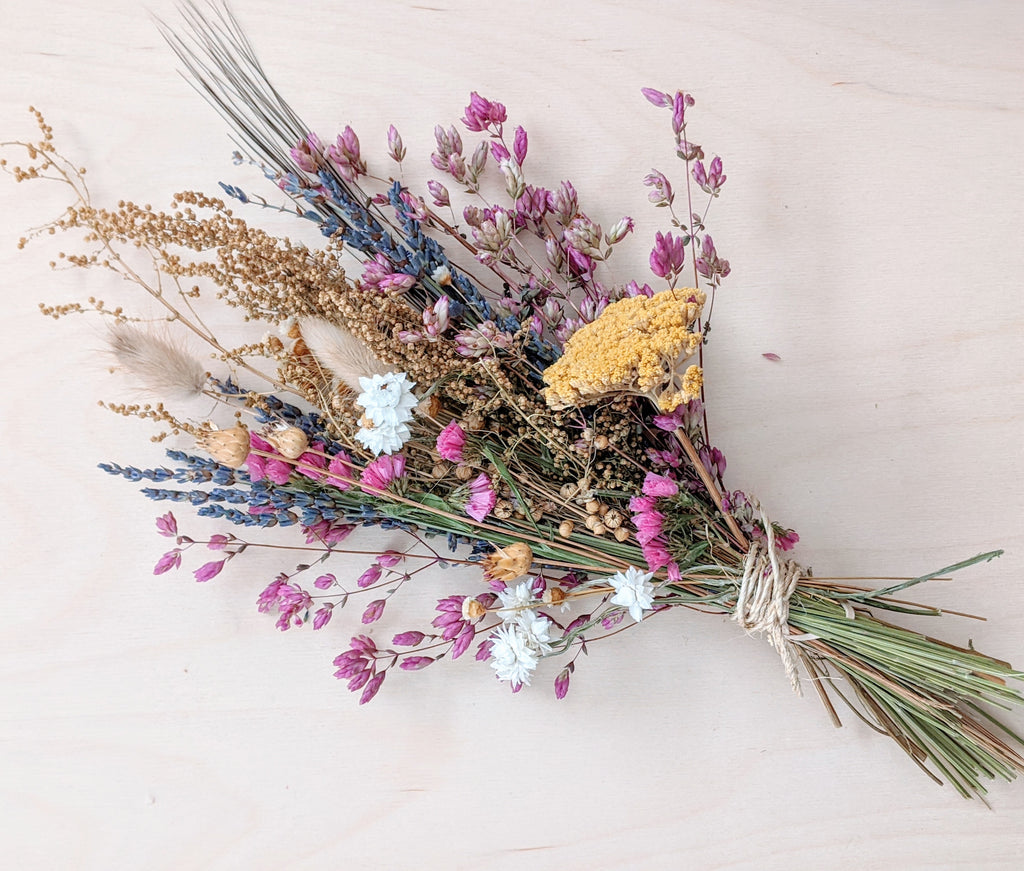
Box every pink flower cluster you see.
[333,635,387,704]
[431,593,496,659]
[257,575,313,631]
[629,473,682,580]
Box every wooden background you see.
[2,1,1024,868]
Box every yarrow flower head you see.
[542,288,706,412]
[607,566,657,622]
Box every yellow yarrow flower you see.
[542,288,706,412]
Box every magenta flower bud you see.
[475,638,494,661]
[547,180,578,223]
[692,159,707,188]
[357,564,382,588]
[671,90,694,134]
[207,534,229,550]
[451,623,476,659]
[155,512,177,537]
[393,631,427,646]
[377,551,403,568]
[601,610,626,630]
[361,599,386,624]
[386,124,405,162]
[544,236,564,270]
[359,672,386,705]
[400,656,435,671]
[313,604,334,631]
[350,634,378,654]
[153,549,182,575]
[513,125,528,165]
[641,87,672,107]
[314,573,336,590]
[554,667,571,700]
[490,141,510,163]
[565,614,590,633]
[347,669,372,692]
[426,179,450,207]
[194,560,225,583]
[649,230,686,279]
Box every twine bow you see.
[733,501,812,693]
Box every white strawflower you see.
[355,419,411,456]
[496,581,537,621]
[357,372,418,427]
[608,566,657,622]
[489,613,553,688]
[354,372,417,455]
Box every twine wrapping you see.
[733,502,811,694]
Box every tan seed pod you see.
[482,542,533,582]
[267,426,309,460]
[462,597,487,621]
[593,434,609,450]
[558,520,575,538]
[614,527,631,542]
[585,499,601,515]
[417,394,442,417]
[584,514,600,531]
[542,587,567,606]
[592,523,607,536]
[604,509,623,530]
[197,424,250,468]
[559,483,578,500]
[455,463,474,481]
[598,503,609,517]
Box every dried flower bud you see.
[585,499,601,515]
[462,597,487,622]
[493,500,514,520]
[592,523,607,536]
[558,520,575,538]
[267,426,309,460]
[614,527,631,542]
[482,542,533,582]
[559,483,578,500]
[431,463,448,479]
[604,509,623,530]
[463,412,484,432]
[584,514,600,531]
[417,394,442,417]
[542,587,566,606]
[455,463,474,481]
[197,425,250,468]
[593,434,610,450]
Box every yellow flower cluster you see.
[542,288,706,412]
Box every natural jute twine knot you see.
[733,501,813,694]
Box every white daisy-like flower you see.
[607,566,657,622]
[355,419,411,455]
[488,612,553,688]
[496,580,537,621]
[356,372,417,427]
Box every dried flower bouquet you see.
[6,3,1023,800]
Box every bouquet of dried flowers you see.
[6,3,1023,800]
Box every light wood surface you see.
[2,2,1024,868]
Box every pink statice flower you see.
[642,472,679,498]
[361,454,407,491]
[466,473,497,522]
[295,442,327,483]
[155,512,177,537]
[436,420,467,462]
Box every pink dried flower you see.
[361,599,386,624]
[359,672,386,705]
[436,420,467,462]
[386,124,405,163]
[451,623,476,659]
[466,473,497,522]
[462,91,507,132]
[194,560,225,583]
[357,564,382,588]
[155,512,177,537]
[399,656,435,671]
[377,551,403,568]
[207,534,230,550]
[641,87,672,107]
[361,454,407,491]
[296,443,327,482]
[313,604,334,630]
[554,667,571,700]
[325,452,355,490]
[247,433,291,485]
[649,230,686,279]
[642,472,679,498]
[314,574,336,590]
[513,125,528,165]
[393,631,427,646]
[153,550,182,575]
